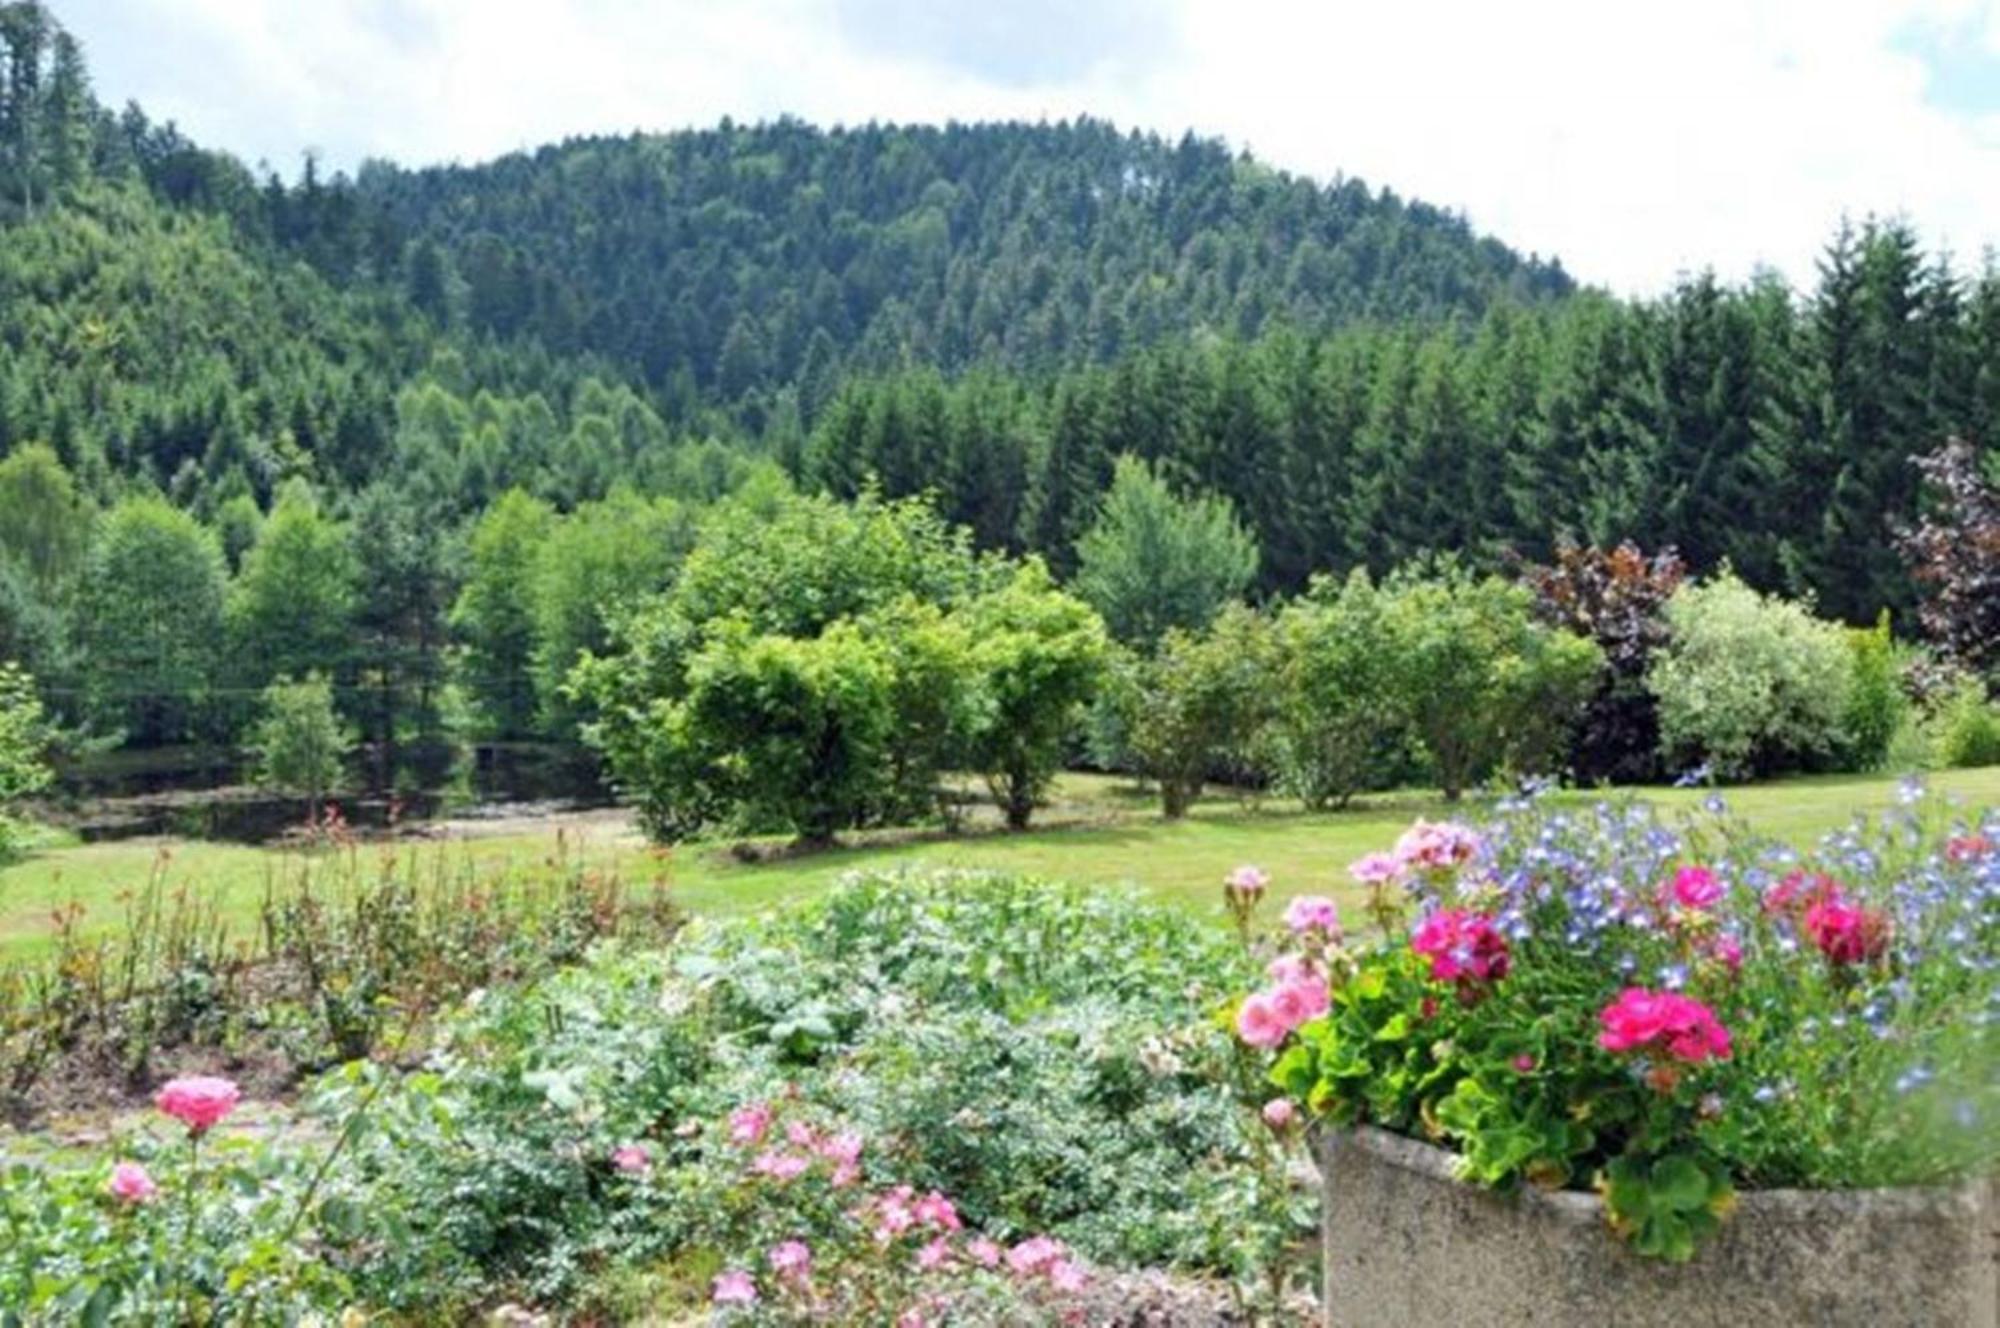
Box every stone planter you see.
[1317,1125,1998,1328]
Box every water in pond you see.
[39,743,614,845]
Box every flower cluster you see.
[1597,987,1732,1064]
[1235,790,1999,1262]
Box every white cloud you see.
[63,0,2000,295]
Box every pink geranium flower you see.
[1665,865,1722,911]
[1283,895,1341,937]
[1235,992,1290,1049]
[154,1076,241,1135]
[1347,851,1404,886]
[712,1269,759,1306]
[107,1161,157,1204]
[1410,909,1511,987]
[611,1143,650,1174]
[1598,987,1732,1064]
[1394,820,1482,871]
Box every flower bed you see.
[1230,784,1997,1318]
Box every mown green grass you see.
[3,766,1996,962]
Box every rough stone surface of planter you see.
[1318,1125,1998,1328]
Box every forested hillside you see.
[0,0,1993,774]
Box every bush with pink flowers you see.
[1233,786,1998,1261]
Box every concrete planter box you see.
[1317,1125,1998,1328]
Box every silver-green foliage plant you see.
[1648,573,1855,779]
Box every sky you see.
[58,0,2000,296]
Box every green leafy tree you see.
[0,442,88,592]
[1381,564,1603,800]
[1125,604,1276,818]
[958,562,1108,830]
[79,495,228,746]
[1269,571,1408,809]
[249,672,352,821]
[228,482,356,696]
[451,488,554,739]
[1072,455,1259,650]
[0,660,50,857]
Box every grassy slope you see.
[3,767,1997,962]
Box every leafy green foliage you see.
[1072,456,1259,651]
[1267,571,1409,809]
[248,673,352,816]
[1123,605,1275,818]
[450,488,554,738]
[0,659,50,858]
[1379,563,1603,798]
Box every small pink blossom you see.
[1393,820,1482,871]
[1007,1235,1069,1276]
[1049,1259,1088,1293]
[1347,851,1404,886]
[611,1144,650,1175]
[107,1161,156,1204]
[1265,954,1320,985]
[1709,934,1743,972]
[1946,833,1993,863]
[967,1236,1003,1268]
[750,1150,810,1181]
[1225,865,1269,897]
[785,1120,820,1149]
[915,1236,953,1271]
[154,1076,241,1135]
[712,1269,758,1305]
[1511,1054,1535,1073]
[1763,869,1837,916]
[914,1190,961,1230]
[728,1101,773,1147]
[1261,1098,1297,1129]
[769,1239,812,1285]
[1283,895,1341,937]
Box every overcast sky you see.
[57,0,2000,295]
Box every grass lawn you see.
[3,765,1997,963]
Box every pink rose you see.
[1804,894,1891,966]
[914,1190,961,1230]
[611,1144,650,1175]
[1235,992,1290,1049]
[727,1101,773,1146]
[153,1076,241,1135]
[1261,1098,1297,1129]
[107,1161,157,1204]
[712,1269,759,1306]
[1283,895,1341,937]
[768,1239,812,1285]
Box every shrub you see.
[1266,571,1408,809]
[1840,615,1910,772]
[1899,437,2000,684]
[1647,573,1854,779]
[1933,678,2000,769]
[1124,605,1277,817]
[1243,790,1999,1263]
[1379,563,1603,799]
[1519,540,1685,783]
